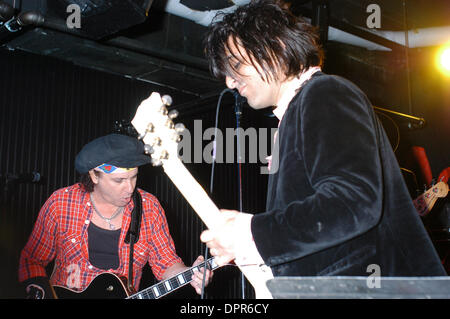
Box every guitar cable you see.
[199,88,232,299]
[200,247,210,299]
[201,88,247,299]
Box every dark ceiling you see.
[1,0,450,110]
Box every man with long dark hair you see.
[201,0,446,280]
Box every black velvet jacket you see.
[252,72,446,277]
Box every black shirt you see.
[88,222,121,270]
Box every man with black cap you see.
[19,134,213,298]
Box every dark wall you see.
[324,43,450,190]
[0,48,274,298]
[324,43,450,270]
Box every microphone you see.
[221,88,246,115]
[8,172,44,184]
[221,88,245,100]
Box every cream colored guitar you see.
[131,92,274,299]
[413,181,449,217]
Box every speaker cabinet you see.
[48,0,154,39]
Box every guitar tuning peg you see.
[168,109,179,119]
[171,133,181,142]
[151,158,162,166]
[146,123,154,133]
[161,150,169,159]
[153,137,162,146]
[160,106,168,115]
[165,119,175,129]
[174,123,185,133]
[137,123,154,140]
[161,95,173,106]
[144,144,154,155]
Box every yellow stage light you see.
[436,43,450,76]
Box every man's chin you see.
[119,197,132,206]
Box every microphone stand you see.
[232,90,246,299]
[210,88,247,299]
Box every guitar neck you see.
[163,159,222,229]
[161,156,274,299]
[128,257,218,299]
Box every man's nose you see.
[125,180,134,193]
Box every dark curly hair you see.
[78,171,100,193]
[204,0,324,82]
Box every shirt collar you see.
[273,66,321,121]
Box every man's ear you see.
[88,169,99,185]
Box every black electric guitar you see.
[53,257,218,299]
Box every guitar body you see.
[53,273,129,299]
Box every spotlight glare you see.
[436,44,450,76]
[441,49,450,71]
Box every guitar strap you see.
[125,188,143,293]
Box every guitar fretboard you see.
[127,257,218,299]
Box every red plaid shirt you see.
[19,183,182,291]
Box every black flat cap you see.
[75,134,151,174]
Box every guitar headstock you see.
[131,92,184,166]
[414,181,449,216]
[432,181,449,198]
